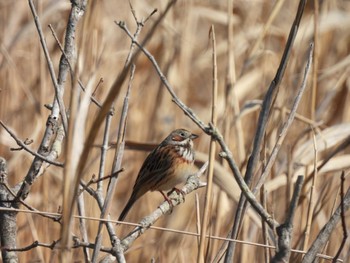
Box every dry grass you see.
[0,0,349,262]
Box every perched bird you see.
[118,128,198,222]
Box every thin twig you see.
[302,188,350,263]
[0,157,18,262]
[225,0,308,258]
[304,134,350,187]
[311,0,319,120]
[249,0,286,58]
[261,185,270,263]
[28,0,68,135]
[332,172,348,263]
[1,240,59,252]
[70,3,177,247]
[303,129,318,250]
[120,163,208,252]
[254,43,314,193]
[77,191,90,262]
[116,21,208,132]
[78,170,124,198]
[16,0,82,209]
[195,193,201,247]
[246,0,308,195]
[96,111,113,196]
[48,24,102,108]
[239,101,323,133]
[0,121,64,167]
[0,205,343,262]
[224,0,245,163]
[198,25,218,263]
[90,64,135,262]
[0,181,60,222]
[271,175,304,263]
[117,15,278,230]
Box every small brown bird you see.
[118,128,198,222]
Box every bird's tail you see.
[118,192,138,222]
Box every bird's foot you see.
[159,191,174,213]
[167,187,186,203]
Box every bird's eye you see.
[180,132,185,137]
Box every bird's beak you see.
[190,133,199,140]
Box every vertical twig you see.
[27,0,68,135]
[225,1,307,260]
[321,180,342,258]
[302,188,350,263]
[271,175,304,263]
[66,2,173,261]
[16,0,74,203]
[249,0,285,58]
[303,130,318,250]
[48,24,102,108]
[70,0,176,235]
[197,25,218,263]
[311,0,319,120]
[59,0,88,261]
[253,43,314,193]
[117,3,278,229]
[260,185,269,263]
[77,191,90,262]
[91,65,135,262]
[97,112,113,195]
[332,172,348,263]
[91,5,158,261]
[224,0,245,163]
[195,193,201,247]
[0,157,18,263]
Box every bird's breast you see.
[157,160,197,191]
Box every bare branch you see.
[28,0,68,135]
[47,24,102,108]
[0,121,64,167]
[0,157,18,262]
[91,64,135,262]
[119,162,208,252]
[332,172,348,263]
[116,14,278,230]
[198,25,218,263]
[302,187,350,263]
[271,175,304,263]
[226,0,308,259]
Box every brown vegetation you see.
[0,0,349,262]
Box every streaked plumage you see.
[118,129,198,222]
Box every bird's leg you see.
[159,190,174,211]
[167,187,186,202]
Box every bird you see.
[118,128,199,222]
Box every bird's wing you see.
[132,145,174,195]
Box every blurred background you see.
[0,0,350,262]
